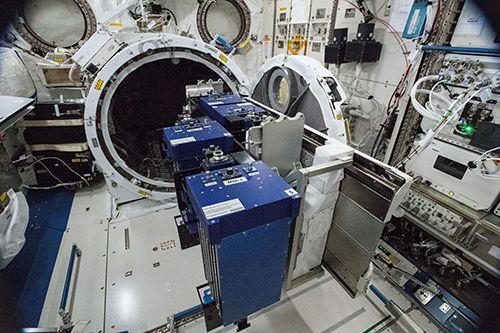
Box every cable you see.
[341,0,422,158]
[398,86,492,167]
[437,87,490,133]
[472,171,500,180]
[22,155,90,189]
[370,63,416,158]
[23,159,74,191]
[163,8,178,25]
[468,146,500,178]
[373,255,440,294]
[22,182,86,190]
[478,146,500,159]
[375,0,390,15]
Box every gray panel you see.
[333,194,385,253]
[326,223,372,277]
[325,175,389,295]
[0,96,34,133]
[323,248,359,296]
[340,174,390,221]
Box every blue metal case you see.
[199,94,267,130]
[163,118,234,170]
[186,161,301,326]
[201,101,267,130]
[199,94,245,111]
[186,161,301,243]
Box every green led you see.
[463,125,474,134]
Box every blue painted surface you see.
[188,161,300,325]
[60,244,78,311]
[402,0,427,39]
[186,161,301,244]
[369,284,389,305]
[402,271,482,331]
[0,189,74,327]
[174,304,204,321]
[200,100,267,130]
[163,118,234,170]
[422,45,500,55]
[199,95,245,111]
[217,218,291,325]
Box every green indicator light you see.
[464,125,474,134]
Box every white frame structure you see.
[84,33,250,203]
[253,54,348,143]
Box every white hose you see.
[416,89,450,104]
[410,75,441,120]
[68,63,81,85]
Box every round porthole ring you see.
[196,0,251,50]
[15,0,97,56]
[266,67,298,113]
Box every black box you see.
[325,28,348,64]
[345,40,382,63]
[344,23,383,63]
[470,122,500,150]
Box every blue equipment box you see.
[200,100,267,130]
[163,118,234,170]
[186,161,301,325]
[199,94,245,110]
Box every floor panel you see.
[180,274,402,333]
[36,185,440,333]
[38,184,110,332]
[105,206,205,332]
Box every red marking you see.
[160,240,177,251]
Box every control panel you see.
[375,241,485,332]
[407,54,500,211]
[401,189,470,239]
[274,1,291,54]
[436,54,500,151]
[307,4,331,62]
[439,55,500,92]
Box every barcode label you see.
[202,199,245,220]
[170,137,196,145]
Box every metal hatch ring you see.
[15,0,97,56]
[196,0,251,50]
